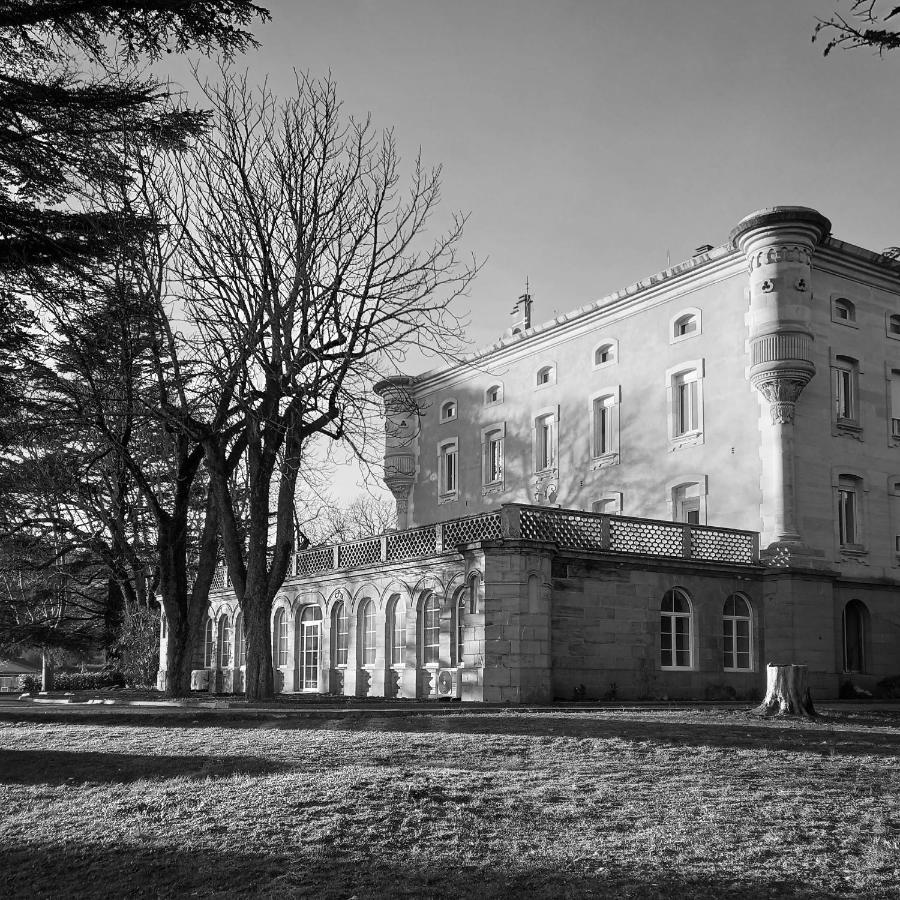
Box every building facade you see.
[162,206,900,702]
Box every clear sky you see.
[159,1,900,498]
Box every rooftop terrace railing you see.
[210,504,759,592]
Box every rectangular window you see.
[592,398,612,457]
[534,413,555,472]
[482,426,504,486]
[890,371,900,438]
[832,357,859,427]
[439,441,458,495]
[392,609,404,666]
[675,376,699,435]
[838,487,857,546]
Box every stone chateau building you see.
[161,206,900,702]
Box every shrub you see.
[18,670,125,692]
[109,607,160,687]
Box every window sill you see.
[592,360,616,371]
[591,452,619,470]
[835,420,863,440]
[438,493,459,505]
[533,382,555,392]
[533,467,558,478]
[831,316,859,329]
[481,482,504,496]
[839,545,868,558]
[723,667,753,673]
[659,665,694,671]
[669,332,700,346]
[669,431,703,451]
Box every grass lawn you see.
[1,706,899,898]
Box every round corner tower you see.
[373,375,417,529]
[730,206,831,549]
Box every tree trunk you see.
[162,620,195,698]
[244,596,275,701]
[752,663,816,717]
[41,647,55,692]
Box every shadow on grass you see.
[1,709,898,759]
[1,843,868,900]
[0,748,285,785]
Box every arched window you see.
[359,598,376,666]
[485,384,503,406]
[467,573,480,614]
[203,617,214,668]
[833,297,856,324]
[660,588,692,669]
[420,592,440,665]
[455,589,466,665]
[832,355,860,426]
[273,608,289,667]
[388,594,405,666]
[591,391,619,459]
[235,613,246,667]
[332,601,349,666]
[723,594,752,671]
[888,314,900,336]
[217,614,232,668]
[843,600,868,673]
[674,313,697,338]
[536,364,555,387]
[440,399,457,422]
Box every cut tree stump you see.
[752,663,817,717]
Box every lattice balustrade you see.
[338,538,382,569]
[520,508,606,549]
[386,525,437,562]
[443,513,502,547]
[690,527,756,564]
[609,517,684,557]
[295,547,334,576]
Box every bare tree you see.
[157,70,476,700]
[814,1,900,55]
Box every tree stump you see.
[752,663,816,717]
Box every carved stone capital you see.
[751,371,812,425]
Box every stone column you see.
[730,207,831,553]
[373,376,417,529]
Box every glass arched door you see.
[301,606,323,691]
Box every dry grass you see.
[1,707,898,898]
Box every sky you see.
[160,0,900,498]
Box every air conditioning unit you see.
[436,668,461,700]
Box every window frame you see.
[481,422,505,492]
[667,475,708,525]
[669,307,702,345]
[831,354,861,435]
[591,492,623,515]
[273,607,289,668]
[589,386,620,467]
[592,338,619,370]
[532,409,558,474]
[437,436,459,502]
[204,617,214,668]
[484,383,504,406]
[388,594,405,667]
[534,362,556,390]
[831,296,858,327]
[833,471,867,555]
[332,601,349,667]
[660,588,693,670]
[887,313,900,340]
[722,594,753,672]
[439,398,457,423]
[666,361,705,449]
[217,614,232,668]
[420,591,440,667]
[358,598,376,667]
